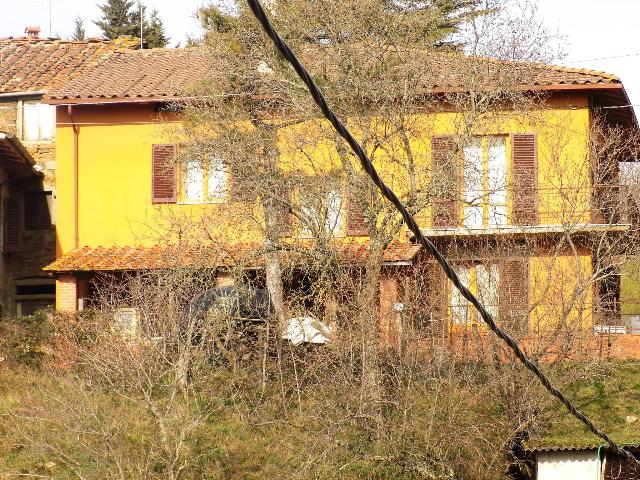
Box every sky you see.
[0,0,638,114]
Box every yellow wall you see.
[56,96,593,255]
[529,252,593,331]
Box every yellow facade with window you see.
[50,86,630,338]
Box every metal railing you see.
[429,184,635,229]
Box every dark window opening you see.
[24,191,52,231]
[17,300,53,316]
[16,283,56,296]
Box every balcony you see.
[416,184,634,239]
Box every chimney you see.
[24,26,41,39]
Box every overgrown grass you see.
[2,313,637,479]
[527,361,640,449]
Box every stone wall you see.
[0,98,57,316]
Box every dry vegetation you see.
[2,0,640,479]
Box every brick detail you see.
[57,274,78,312]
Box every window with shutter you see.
[22,101,55,142]
[346,189,368,236]
[152,144,177,204]
[3,198,21,253]
[299,188,343,237]
[460,136,508,229]
[184,159,204,202]
[208,157,227,200]
[431,136,459,228]
[499,258,530,333]
[421,261,449,336]
[511,134,538,225]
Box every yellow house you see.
[43,47,638,346]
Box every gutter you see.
[0,90,46,99]
[67,105,79,249]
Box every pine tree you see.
[72,16,86,41]
[95,0,136,40]
[95,0,169,47]
[130,5,169,47]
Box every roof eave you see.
[45,96,188,106]
[0,132,36,168]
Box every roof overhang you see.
[525,442,640,453]
[45,96,190,106]
[0,132,36,173]
[0,90,46,100]
[44,240,422,273]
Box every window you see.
[182,157,227,202]
[15,278,56,316]
[299,188,343,237]
[462,136,507,228]
[450,262,500,325]
[24,191,53,231]
[22,101,55,141]
[451,265,472,325]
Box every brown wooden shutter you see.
[346,189,368,236]
[499,258,529,334]
[511,134,537,225]
[229,160,257,202]
[431,136,459,228]
[425,261,449,336]
[151,144,177,204]
[3,198,21,253]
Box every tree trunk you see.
[357,242,385,434]
[259,126,288,328]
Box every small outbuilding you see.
[527,443,640,480]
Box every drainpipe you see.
[67,105,79,249]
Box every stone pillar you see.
[57,273,78,313]
[379,273,400,347]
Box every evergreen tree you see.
[130,5,169,47]
[95,0,136,40]
[72,16,86,41]
[95,0,169,47]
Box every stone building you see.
[0,30,140,315]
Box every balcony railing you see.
[423,184,634,234]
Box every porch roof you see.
[43,239,421,273]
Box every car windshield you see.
[189,285,271,321]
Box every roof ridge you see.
[0,38,111,45]
[418,49,620,82]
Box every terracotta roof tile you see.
[46,46,622,103]
[47,47,213,101]
[0,37,141,94]
[44,239,421,272]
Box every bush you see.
[0,311,54,368]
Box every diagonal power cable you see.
[245,0,639,466]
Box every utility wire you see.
[245,0,640,467]
[568,52,640,63]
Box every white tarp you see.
[282,316,333,346]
